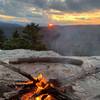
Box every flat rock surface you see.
[0,49,100,100]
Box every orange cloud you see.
[0,14,31,23]
[0,14,16,20]
[49,10,100,25]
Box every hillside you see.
[0,22,100,56]
[42,25,100,56]
[0,21,22,37]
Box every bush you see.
[21,23,47,50]
[0,29,5,48]
[3,23,47,50]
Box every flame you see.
[19,74,54,100]
[16,81,33,85]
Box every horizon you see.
[0,0,100,25]
[1,20,100,27]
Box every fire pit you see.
[0,61,80,100]
[8,74,75,100]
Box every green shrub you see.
[3,23,47,50]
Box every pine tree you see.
[0,29,5,48]
[21,23,47,50]
[12,30,20,38]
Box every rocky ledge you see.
[0,49,100,100]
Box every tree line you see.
[0,23,47,50]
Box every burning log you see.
[9,57,83,66]
[0,60,80,100]
[5,74,80,100]
[33,86,74,100]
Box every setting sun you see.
[48,23,54,28]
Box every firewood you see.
[0,61,36,82]
[34,87,79,100]
[0,60,81,100]
[3,85,36,100]
[0,60,99,87]
[3,90,20,100]
[9,57,83,66]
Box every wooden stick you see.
[0,61,36,82]
[3,90,20,100]
[34,87,79,100]
[9,57,83,66]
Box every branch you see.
[3,90,20,100]
[9,57,83,66]
[0,61,36,82]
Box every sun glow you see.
[49,10,100,25]
[48,23,54,28]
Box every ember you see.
[9,74,73,100]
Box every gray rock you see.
[0,49,100,100]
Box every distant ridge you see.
[0,21,23,37]
[42,25,100,56]
[1,21,100,56]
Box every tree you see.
[12,30,20,38]
[21,23,47,50]
[0,29,5,48]
[3,30,29,49]
[3,23,47,50]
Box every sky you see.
[0,0,100,25]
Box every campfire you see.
[9,74,72,100]
[0,61,80,100]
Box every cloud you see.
[18,0,100,12]
[0,14,16,21]
[0,0,48,24]
[49,10,100,25]
[0,13,32,23]
[0,0,100,25]
[47,0,100,12]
